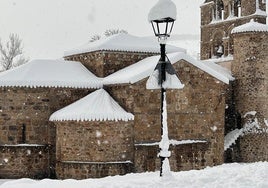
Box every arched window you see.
[210,30,224,58]
[213,0,224,20]
[234,0,241,17]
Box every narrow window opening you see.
[22,124,26,143]
[234,0,241,17]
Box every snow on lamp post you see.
[147,0,184,177]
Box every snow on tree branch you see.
[89,29,128,42]
[104,29,128,37]
[0,34,28,71]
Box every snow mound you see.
[1,162,268,188]
[148,0,177,22]
[224,129,243,151]
[64,33,184,57]
[49,89,134,122]
[232,19,268,34]
[0,59,102,89]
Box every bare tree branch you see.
[0,34,28,71]
[104,29,128,37]
[89,35,101,42]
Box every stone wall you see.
[55,121,134,179]
[232,32,268,127]
[0,87,91,178]
[239,133,268,162]
[241,0,266,16]
[108,59,227,171]
[0,145,50,179]
[56,162,133,179]
[230,31,268,162]
[65,51,157,77]
[134,142,209,173]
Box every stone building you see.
[200,0,268,162]
[0,34,233,179]
[200,0,266,60]
[0,0,267,180]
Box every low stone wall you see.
[56,121,134,162]
[55,121,134,179]
[56,162,133,179]
[0,145,50,179]
[134,142,210,173]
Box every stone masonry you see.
[1,0,267,179]
[0,87,91,178]
[55,121,134,179]
[65,51,157,77]
[106,59,227,174]
[201,0,267,164]
[231,31,268,162]
[200,0,266,59]
[51,56,227,179]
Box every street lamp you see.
[147,0,184,177]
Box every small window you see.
[21,124,26,143]
[234,0,241,17]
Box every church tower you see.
[231,20,268,162]
[200,0,266,60]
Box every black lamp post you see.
[147,0,181,177]
[151,18,174,178]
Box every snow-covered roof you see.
[148,0,177,22]
[103,52,234,85]
[64,33,185,57]
[231,19,268,34]
[200,1,214,7]
[49,89,134,122]
[0,59,102,89]
[224,129,243,151]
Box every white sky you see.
[0,0,204,59]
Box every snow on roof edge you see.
[200,1,214,7]
[231,19,268,34]
[49,89,134,122]
[103,52,234,86]
[178,53,234,84]
[0,59,103,89]
[0,81,102,89]
[64,33,185,57]
[64,48,160,57]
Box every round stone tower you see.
[231,19,268,162]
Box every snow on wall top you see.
[49,89,134,122]
[231,19,268,34]
[64,33,185,57]
[103,52,234,85]
[148,0,177,22]
[0,59,102,89]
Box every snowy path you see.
[0,162,267,188]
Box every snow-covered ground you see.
[0,162,267,188]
